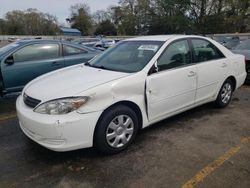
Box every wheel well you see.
[94,100,143,133]
[93,101,143,146]
[227,76,237,91]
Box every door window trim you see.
[148,37,227,76]
[148,38,195,75]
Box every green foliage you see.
[0,0,249,36]
[1,9,59,35]
[95,20,117,36]
[67,3,93,35]
[101,0,250,35]
[0,19,6,35]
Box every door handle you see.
[221,62,227,68]
[51,61,61,66]
[187,71,196,77]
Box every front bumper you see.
[16,96,102,151]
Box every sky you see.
[0,0,119,25]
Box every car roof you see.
[125,35,206,42]
[15,39,85,47]
[10,39,98,52]
[15,39,70,44]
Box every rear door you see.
[62,44,96,66]
[190,38,228,103]
[1,43,64,92]
[146,39,197,121]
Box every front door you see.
[146,39,197,121]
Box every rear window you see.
[63,45,87,56]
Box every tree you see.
[2,9,59,35]
[2,1,249,36]
[148,0,191,34]
[109,6,126,35]
[108,0,193,35]
[95,20,117,36]
[0,19,6,34]
[93,10,111,23]
[99,0,250,35]
[223,0,250,33]
[67,3,93,35]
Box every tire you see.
[215,79,234,108]
[94,105,139,154]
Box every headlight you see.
[34,97,89,115]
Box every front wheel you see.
[215,79,234,108]
[94,105,139,154]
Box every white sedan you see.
[16,35,246,154]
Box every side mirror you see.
[148,62,159,75]
[5,56,14,65]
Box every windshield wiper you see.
[94,65,109,70]
[84,62,91,66]
[85,62,110,70]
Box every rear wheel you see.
[215,79,233,108]
[94,105,139,154]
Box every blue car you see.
[0,40,100,95]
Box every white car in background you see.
[95,39,116,48]
[16,35,246,154]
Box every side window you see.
[157,40,192,71]
[191,39,225,63]
[13,43,59,62]
[63,45,87,56]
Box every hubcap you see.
[106,115,134,148]
[221,83,232,104]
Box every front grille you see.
[23,93,41,108]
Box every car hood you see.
[24,65,130,102]
[232,50,250,60]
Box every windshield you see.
[88,41,163,73]
[234,39,250,50]
[0,42,20,55]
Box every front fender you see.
[77,71,150,128]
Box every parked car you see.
[95,39,116,48]
[213,36,240,49]
[16,35,246,154]
[7,37,19,43]
[213,36,230,44]
[232,39,250,83]
[223,37,240,49]
[0,40,100,95]
[72,38,106,51]
[72,38,100,46]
